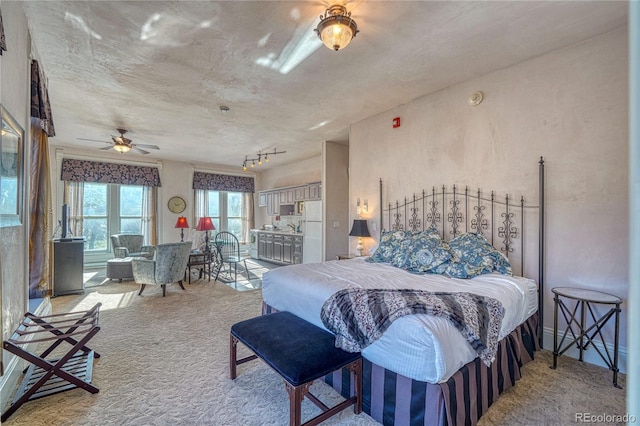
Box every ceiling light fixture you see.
[315,4,359,51]
[113,143,132,153]
[241,148,287,171]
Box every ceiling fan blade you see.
[78,138,110,143]
[99,145,114,151]
[132,147,150,155]
[133,143,160,150]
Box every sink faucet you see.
[287,223,296,232]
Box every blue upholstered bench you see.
[230,311,362,426]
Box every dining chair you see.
[214,231,251,286]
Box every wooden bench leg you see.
[286,382,304,426]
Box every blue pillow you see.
[391,231,451,273]
[431,233,512,278]
[366,230,409,264]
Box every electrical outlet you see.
[333,221,340,228]
[371,222,377,231]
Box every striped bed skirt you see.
[262,303,539,426]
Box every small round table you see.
[550,287,622,388]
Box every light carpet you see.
[3,276,626,425]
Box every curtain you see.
[142,186,158,246]
[31,60,55,136]
[28,119,52,298]
[0,9,6,54]
[241,193,254,244]
[64,181,84,238]
[192,171,254,193]
[194,189,207,226]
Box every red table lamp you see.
[196,217,215,252]
[175,216,190,242]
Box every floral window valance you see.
[0,10,6,54]
[192,171,254,193]
[61,158,162,187]
[31,60,55,136]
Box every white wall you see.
[323,141,349,260]
[349,27,629,361]
[0,1,33,410]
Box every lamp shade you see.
[196,217,215,232]
[349,219,370,237]
[175,216,189,229]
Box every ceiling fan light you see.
[114,143,131,153]
[315,5,359,51]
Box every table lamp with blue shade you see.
[196,217,215,253]
[349,219,370,256]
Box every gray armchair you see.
[132,242,192,297]
[111,234,155,259]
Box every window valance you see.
[61,158,162,187]
[31,60,55,137]
[192,171,254,193]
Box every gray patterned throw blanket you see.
[320,288,505,366]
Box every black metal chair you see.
[214,231,251,286]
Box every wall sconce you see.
[356,198,369,217]
[175,216,189,242]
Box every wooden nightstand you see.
[336,254,356,260]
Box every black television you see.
[61,204,69,239]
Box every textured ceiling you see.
[22,1,627,170]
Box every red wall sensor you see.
[392,117,401,128]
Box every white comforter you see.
[261,257,537,383]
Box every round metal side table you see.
[550,286,622,388]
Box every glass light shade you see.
[319,22,354,51]
[113,143,131,153]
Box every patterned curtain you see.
[64,181,84,238]
[61,158,161,187]
[0,9,6,55]
[28,119,53,298]
[31,60,55,137]
[192,171,254,193]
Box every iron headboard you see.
[378,157,545,344]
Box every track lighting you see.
[240,148,286,171]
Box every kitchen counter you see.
[255,229,304,236]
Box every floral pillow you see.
[431,232,512,278]
[366,230,410,264]
[391,231,451,273]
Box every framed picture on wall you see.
[0,105,24,227]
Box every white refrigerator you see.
[302,200,323,263]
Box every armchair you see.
[132,242,192,297]
[110,234,155,259]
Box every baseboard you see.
[542,326,627,375]
[0,298,52,416]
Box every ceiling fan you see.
[78,128,160,154]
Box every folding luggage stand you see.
[1,303,102,421]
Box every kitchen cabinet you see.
[257,231,303,265]
[294,186,308,201]
[308,183,321,200]
[266,192,279,215]
[258,192,268,207]
[279,189,294,205]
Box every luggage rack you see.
[1,303,102,422]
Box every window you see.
[81,183,145,257]
[201,190,246,242]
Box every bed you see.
[261,158,545,426]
